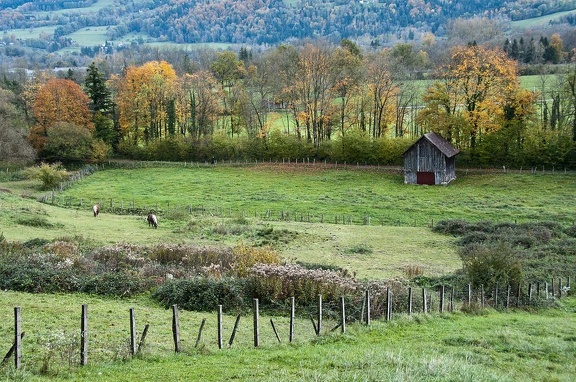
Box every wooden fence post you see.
[364,290,371,325]
[289,297,295,343]
[558,278,562,298]
[506,285,511,308]
[439,285,445,313]
[317,294,322,335]
[14,307,21,370]
[450,286,455,312]
[270,319,281,343]
[129,308,137,356]
[386,287,392,321]
[194,318,206,348]
[422,288,427,314]
[467,284,472,306]
[481,285,485,309]
[340,297,346,334]
[228,315,241,348]
[494,283,499,308]
[217,305,223,349]
[80,304,88,366]
[408,287,413,315]
[137,325,149,354]
[172,305,180,353]
[253,299,260,347]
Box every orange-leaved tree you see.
[29,78,94,153]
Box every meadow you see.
[1,164,575,380]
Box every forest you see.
[2,0,576,50]
[1,35,576,169]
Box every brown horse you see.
[147,213,158,229]
[93,204,100,217]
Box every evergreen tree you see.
[85,62,112,114]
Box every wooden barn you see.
[402,131,459,185]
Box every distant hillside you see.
[1,0,576,50]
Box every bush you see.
[246,263,358,306]
[459,242,523,289]
[80,272,152,297]
[231,243,281,277]
[23,162,69,190]
[153,278,247,312]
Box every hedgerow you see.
[432,219,576,291]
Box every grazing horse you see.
[147,213,158,229]
[93,204,100,217]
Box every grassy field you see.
[0,165,575,380]
[511,9,576,29]
[0,291,574,381]
[2,164,575,280]
[52,165,576,226]
[0,177,460,280]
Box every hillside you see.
[1,0,575,53]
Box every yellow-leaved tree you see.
[417,44,526,154]
[113,60,177,144]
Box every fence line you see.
[3,277,572,371]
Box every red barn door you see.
[416,172,435,185]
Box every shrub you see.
[432,219,470,235]
[565,225,576,238]
[23,162,69,190]
[80,272,152,297]
[16,215,55,228]
[231,243,282,277]
[152,277,247,312]
[246,263,359,306]
[459,242,523,289]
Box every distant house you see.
[402,131,459,185]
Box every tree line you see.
[1,39,576,168]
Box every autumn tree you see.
[211,51,246,133]
[267,44,301,138]
[0,87,35,162]
[29,78,94,153]
[294,43,335,146]
[417,44,524,153]
[181,71,223,139]
[387,44,427,137]
[113,61,177,144]
[330,42,364,137]
[363,49,399,139]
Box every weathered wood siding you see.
[403,140,456,185]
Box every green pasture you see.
[0,188,459,280]
[511,9,576,29]
[1,291,574,381]
[4,26,57,40]
[54,166,576,226]
[68,26,112,46]
[2,164,575,279]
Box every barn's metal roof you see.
[403,131,460,158]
